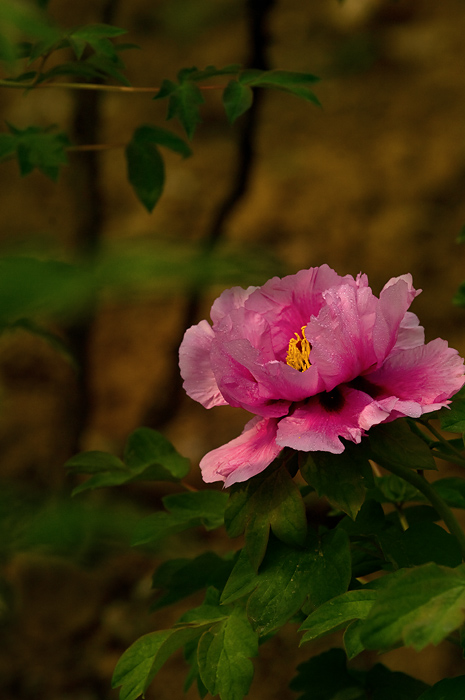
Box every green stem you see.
[380,459,465,561]
[421,418,465,462]
[0,79,224,93]
[431,449,465,468]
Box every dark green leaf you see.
[132,491,227,547]
[457,226,465,244]
[197,607,258,700]
[453,281,465,307]
[368,421,437,471]
[185,64,241,81]
[370,474,421,504]
[152,552,234,610]
[124,427,190,480]
[154,78,204,139]
[126,125,191,212]
[112,623,213,700]
[239,69,321,106]
[289,648,364,700]
[360,563,465,651]
[299,588,378,644]
[86,53,130,85]
[70,23,127,41]
[67,428,189,495]
[392,521,462,568]
[365,664,429,700]
[432,477,465,509]
[246,530,351,635]
[418,676,465,700]
[1,124,69,181]
[222,80,253,123]
[0,133,17,160]
[300,442,373,519]
[224,461,307,570]
[126,138,164,212]
[439,398,465,433]
[343,619,367,660]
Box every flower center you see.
[286,325,311,372]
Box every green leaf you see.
[365,664,429,700]
[66,428,190,495]
[453,280,465,307]
[197,607,258,700]
[239,69,321,106]
[439,398,465,433]
[152,552,234,610]
[368,421,437,471]
[125,125,191,212]
[457,225,465,244]
[222,80,253,123]
[185,64,241,81]
[154,77,204,139]
[132,491,228,547]
[392,521,462,568]
[343,618,368,660]
[417,676,465,700]
[300,442,373,519]
[124,427,190,479]
[224,461,307,570]
[70,23,127,41]
[86,53,130,85]
[112,623,213,700]
[360,562,465,651]
[289,648,364,700]
[299,588,378,644]
[245,530,351,635]
[432,477,465,509]
[0,317,78,368]
[0,124,69,181]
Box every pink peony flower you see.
[179,265,465,486]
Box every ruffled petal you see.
[200,416,281,487]
[368,337,465,409]
[372,274,420,364]
[394,311,425,350]
[305,284,378,390]
[210,285,258,326]
[179,320,228,408]
[276,386,389,453]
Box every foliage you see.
[1,3,465,700]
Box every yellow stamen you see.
[286,325,311,372]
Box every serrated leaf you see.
[300,442,373,519]
[224,461,307,570]
[299,588,378,644]
[417,676,465,700]
[197,607,258,700]
[222,80,253,123]
[368,421,437,471]
[112,623,212,700]
[360,562,465,651]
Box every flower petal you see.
[199,416,281,487]
[368,337,465,409]
[305,284,378,390]
[210,285,258,326]
[179,320,228,408]
[372,274,420,364]
[395,311,425,350]
[276,386,389,453]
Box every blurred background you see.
[1,0,465,698]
